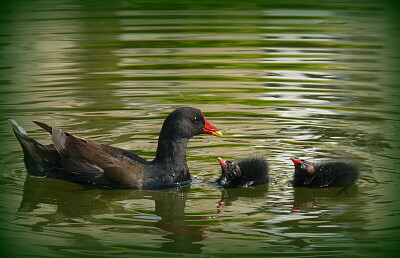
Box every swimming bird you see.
[215,157,269,188]
[10,107,222,189]
[290,157,359,195]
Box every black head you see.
[217,157,241,186]
[290,157,316,186]
[160,107,222,139]
[291,158,315,174]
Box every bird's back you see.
[315,161,359,187]
[237,157,269,184]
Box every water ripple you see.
[1,1,399,257]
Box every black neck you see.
[153,135,190,182]
[151,116,193,183]
[154,136,189,166]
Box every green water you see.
[1,0,400,257]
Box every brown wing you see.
[34,120,148,163]
[34,121,148,188]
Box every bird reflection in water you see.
[216,184,269,214]
[290,185,359,213]
[17,177,212,254]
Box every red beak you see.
[218,157,228,168]
[290,157,303,165]
[203,116,222,137]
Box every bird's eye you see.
[192,117,199,124]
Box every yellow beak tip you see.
[212,131,223,137]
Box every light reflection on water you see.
[0,0,400,257]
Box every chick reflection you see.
[18,177,207,254]
[217,184,269,213]
[291,185,359,213]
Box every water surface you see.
[0,0,400,257]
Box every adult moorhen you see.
[10,107,222,189]
[290,157,359,194]
[215,157,269,188]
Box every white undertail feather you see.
[9,119,27,136]
[8,119,44,163]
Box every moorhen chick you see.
[10,107,222,189]
[215,157,269,188]
[290,157,359,194]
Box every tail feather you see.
[9,119,40,155]
[9,119,28,137]
[33,121,69,155]
[9,119,59,176]
[33,121,52,134]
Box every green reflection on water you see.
[1,0,400,257]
